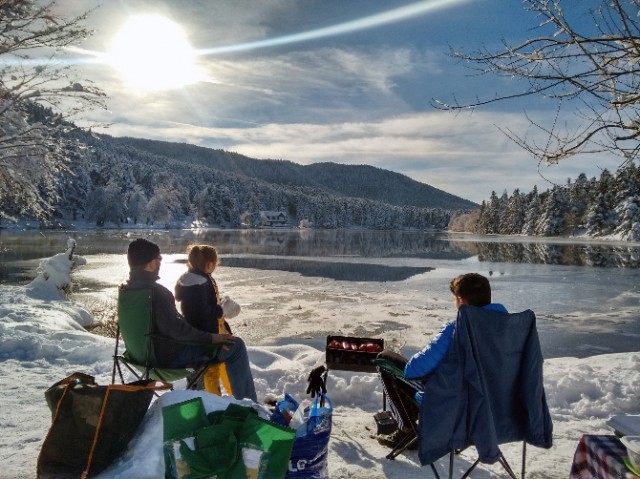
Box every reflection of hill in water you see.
[216,229,474,260]
[459,242,640,268]
[0,229,474,261]
[2,229,639,279]
[222,257,433,281]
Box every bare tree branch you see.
[433,0,640,165]
[0,0,106,220]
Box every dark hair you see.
[449,273,491,307]
[186,244,219,272]
[127,238,160,268]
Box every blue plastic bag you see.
[285,394,332,479]
[271,393,300,427]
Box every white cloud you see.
[74,1,624,205]
[98,108,623,204]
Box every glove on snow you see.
[221,296,241,319]
[306,365,327,399]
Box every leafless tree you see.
[433,0,640,167]
[0,0,106,220]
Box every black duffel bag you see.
[38,372,170,478]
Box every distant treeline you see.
[449,165,640,241]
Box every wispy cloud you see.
[78,1,621,204]
[194,0,470,56]
[92,43,440,128]
[98,109,621,203]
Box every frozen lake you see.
[1,228,639,359]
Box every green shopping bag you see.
[163,397,213,479]
[163,397,210,441]
[176,404,256,479]
[163,399,295,479]
[208,403,259,435]
[177,423,239,479]
[226,412,296,479]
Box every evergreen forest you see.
[13,126,475,231]
[449,167,640,241]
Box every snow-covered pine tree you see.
[612,164,640,240]
[126,185,149,225]
[584,169,617,236]
[498,189,526,235]
[476,191,503,234]
[565,173,591,235]
[535,186,568,236]
[84,183,125,227]
[521,186,541,235]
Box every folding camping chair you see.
[111,287,223,389]
[417,305,553,479]
[375,358,440,477]
[375,358,423,459]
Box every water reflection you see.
[1,229,639,285]
[0,229,471,259]
[221,257,434,282]
[187,229,474,260]
[462,241,640,268]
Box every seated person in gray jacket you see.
[376,273,507,447]
[123,239,257,402]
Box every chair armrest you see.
[374,358,406,377]
[404,373,433,383]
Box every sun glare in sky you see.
[109,15,201,91]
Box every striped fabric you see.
[569,434,639,479]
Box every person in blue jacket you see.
[376,273,507,448]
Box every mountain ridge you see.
[106,135,477,210]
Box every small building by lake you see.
[259,211,288,227]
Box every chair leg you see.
[115,360,125,384]
[112,357,121,384]
[385,434,417,460]
[384,381,421,460]
[185,365,208,390]
[111,358,117,384]
[385,416,419,459]
[449,451,454,479]
[383,432,440,478]
[120,360,143,382]
[460,458,480,479]
[497,454,518,479]
[111,326,121,384]
[450,447,523,479]
[521,441,526,479]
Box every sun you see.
[109,15,202,91]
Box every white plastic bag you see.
[289,399,311,434]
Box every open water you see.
[1,228,639,358]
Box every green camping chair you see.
[111,287,220,388]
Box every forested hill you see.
[107,136,476,210]
[45,131,474,230]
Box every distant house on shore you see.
[259,211,288,227]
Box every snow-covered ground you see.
[0,240,639,478]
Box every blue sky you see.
[61,0,622,203]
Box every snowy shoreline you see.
[0,243,639,478]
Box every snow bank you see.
[1,243,639,478]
